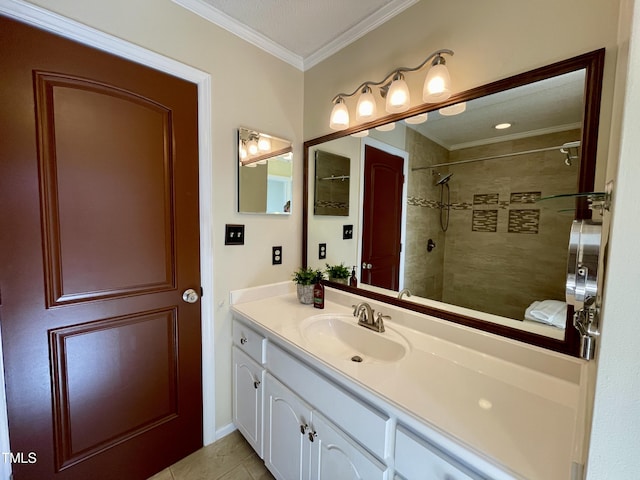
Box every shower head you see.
[435,173,453,185]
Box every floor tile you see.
[147,430,275,480]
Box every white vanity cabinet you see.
[394,426,481,480]
[264,372,387,480]
[232,321,267,457]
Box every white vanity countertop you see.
[230,283,588,480]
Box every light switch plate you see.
[225,224,245,245]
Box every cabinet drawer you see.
[233,318,266,364]
[395,426,482,480]
[266,342,389,461]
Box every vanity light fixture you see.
[350,130,370,138]
[355,86,377,122]
[405,112,428,125]
[439,101,466,116]
[375,122,396,132]
[329,49,454,130]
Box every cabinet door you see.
[264,373,312,480]
[233,346,264,457]
[310,412,388,480]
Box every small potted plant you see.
[325,263,350,284]
[292,267,322,304]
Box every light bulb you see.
[239,144,247,159]
[356,87,377,123]
[423,60,451,102]
[386,74,410,113]
[258,136,271,152]
[247,138,259,155]
[329,98,350,130]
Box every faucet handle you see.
[376,312,391,321]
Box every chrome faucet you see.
[397,288,412,299]
[352,302,387,333]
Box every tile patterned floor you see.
[148,431,275,480]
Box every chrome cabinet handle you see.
[308,431,318,442]
[253,380,261,389]
[240,336,248,345]
[182,288,199,303]
[300,424,308,434]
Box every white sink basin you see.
[300,313,409,363]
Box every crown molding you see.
[172,0,305,70]
[303,0,419,70]
[172,0,418,72]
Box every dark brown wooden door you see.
[0,17,202,480]
[361,145,404,290]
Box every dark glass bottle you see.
[313,274,325,309]
[349,266,358,288]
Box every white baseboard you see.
[214,423,237,443]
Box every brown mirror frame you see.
[302,49,605,357]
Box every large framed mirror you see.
[303,49,605,356]
[238,128,293,214]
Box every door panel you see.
[35,72,176,305]
[0,16,202,479]
[50,309,179,470]
[361,145,404,290]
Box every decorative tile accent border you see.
[407,196,472,210]
[472,210,498,232]
[508,209,540,234]
[314,201,348,210]
[510,191,542,204]
[473,193,499,205]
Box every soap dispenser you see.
[313,273,325,309]
[349,266,358,287]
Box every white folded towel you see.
[525,300,567,328]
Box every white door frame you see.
[358,136,409,291]
[0,0,217,468]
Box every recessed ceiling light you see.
[494,122,512,130]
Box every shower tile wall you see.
[442,129,580,319]
[404,128,448,299]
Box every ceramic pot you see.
[296,284,314,304]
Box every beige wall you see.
[25,0,304,437]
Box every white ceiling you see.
[172,0,419,70]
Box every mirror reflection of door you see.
[361,144,405,290]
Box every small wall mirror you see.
[303,49,605,356]
[238,128,293,214]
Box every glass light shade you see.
[356,88,377,122]
[405,113,428,125]
[247,139,259,155]
[329,99,350,130]
[350,129,369,138]
[423,63,452,102]
[375,122,396,132]
[439,102,466,116]
[239,144,247,159]
[385,77,410,113]
[258,136,271,152]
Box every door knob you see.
[182,288,199,304]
